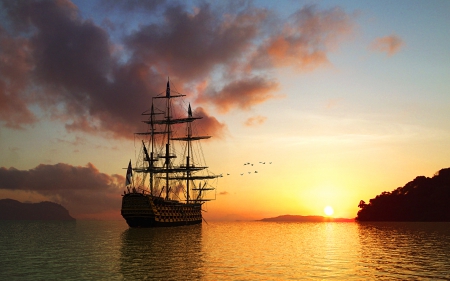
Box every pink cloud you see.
[250,5,355,71]
[244,115,267,127]
[198,76,279,113]
[370,34,404,56]
[192,106,228,139]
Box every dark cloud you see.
[100,0,167,13]
[0,163,123,218]
[0,0,355,138]
[0,26,36,128]
[125,2,267,80]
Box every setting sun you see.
[324,206,334,216]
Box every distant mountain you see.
[259,215,354,222]
[0,199,75,221]
[356,167,450,221]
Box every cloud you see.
[56,136,87,146]
[0,0,355,138]
[124,2,268,81]
[370,34,404,56]
[0,26,36,128]
[325,98,343,109]
[219,191,229,195]
[100,0,167,12]
[0,163,124,218]
[244,115,267,127]
[198,76,279,113]
[249,5,355,71]
[192,106,228,139]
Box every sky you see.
[0,0,449,220]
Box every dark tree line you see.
[356,168,450,221]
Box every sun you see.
[324,206,334,216]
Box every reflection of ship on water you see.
[119,224,204,279]
[121,79,218,227]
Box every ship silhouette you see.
[121,80,217,227]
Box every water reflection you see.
[119,225,204,280]
[357,222,450,280]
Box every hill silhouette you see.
[260,215,354,222]
[0,199,75,221]
[356,167,450,221]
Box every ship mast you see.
[149,104,155,195]
[186,104,192,203]
[165,81,170,200]
[137,78,217,203]
[152,79,185,200]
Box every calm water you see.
[1,220,450,280]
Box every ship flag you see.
[126,160,133,186]
[188,103,192,117]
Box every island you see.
[356,167,450,221]
[259,215,354,222]
[0,199,75,221]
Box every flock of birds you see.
[219,161,272,177]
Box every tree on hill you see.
[356,168,450,221]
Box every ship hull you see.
[121,193,203,228]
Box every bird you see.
[255,171,258,173]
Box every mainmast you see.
[138,78,217,203]
[152,79,185,200]
[165,80,171,200]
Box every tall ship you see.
[121,80,218,227]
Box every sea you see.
[1,220,450,280]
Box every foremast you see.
[138,79,217,204]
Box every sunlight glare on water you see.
[1,221,450,280]
[202,222,362,280]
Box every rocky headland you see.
[0,199,75,221]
